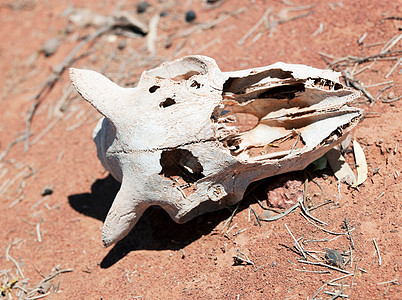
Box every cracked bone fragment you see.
[70,55,362,247]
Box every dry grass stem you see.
[382,95,402,103]
[365,80,394,88]
[311,283,326,299]
[9,194,25,209]
[233,228,247,236]
[358,32,367,45]
[377,279,399,285]
[238,7,272,45]
[31,196,49,210]
[372,238,382,266]
[36,223,42,243]
[324,290,348,298]
[30,117,61,146]
[0,135,32,161]
[381,33,402,53]
[249,205,262,227]
[23,25,111,152]
[260,202,300,222]
[294,269,330,274]
[298,260,350,274]
[344,218,355,249]
[385,57,401,78]
[285,224,307,259]
[233,249,254,265]
[221,202,240,231]
[300,213,346,235]
[170,7,246,44]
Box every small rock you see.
[266,178,303,209]
[325,249,343,268]
[388,91,395,99]
[117,39,127,50]
[37,281,52,294]
[137,1,150,14]
[185,10,196,23]
[160,11,169,17]
[41,185,54,196]
[42,38,59,57]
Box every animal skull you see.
[70,55,362,247]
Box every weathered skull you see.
[70,55,362,247]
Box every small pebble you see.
[37,281,52,294]
[185,10,196,23]
[42,38,59,57]
[160,11,169,17]
[117,39,127,50]
[41,185,54,196]
[137,1,150,14]
[325,249,343,268]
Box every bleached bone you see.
[70,55,362,247]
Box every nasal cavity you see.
[160,98,176,108]
[149,85,160,93]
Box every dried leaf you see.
[325,148,356,185]
[353,140,368,186]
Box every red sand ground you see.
[0,0,400,299]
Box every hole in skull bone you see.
[159,149,205,184]
[190,80,201,89]
[311,78,343,91]
[149,85,160,93]
[257,83,305,100]
[223,69,294,94]
[159,97,176,108]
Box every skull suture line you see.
[70,55,362,247]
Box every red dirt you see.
[0,0,400,299]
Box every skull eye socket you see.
[159,98,176,108]
[149,85,160,93]
[159,149,205,183]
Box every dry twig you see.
[285,224,307,259]
[238,7,272,45]
[249,205,262,227]
[372,238,382,266]
[24,25,111,151]
[233,249,254,265]
[260,201,300,222]
[298,260,350,274]
[344,218,355,249]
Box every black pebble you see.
[41,185,54,196]
[160,11,169,17]
[325,249,343,267]
[185,10,196,23]
[137,1,150,14]
[118,39,127,50]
